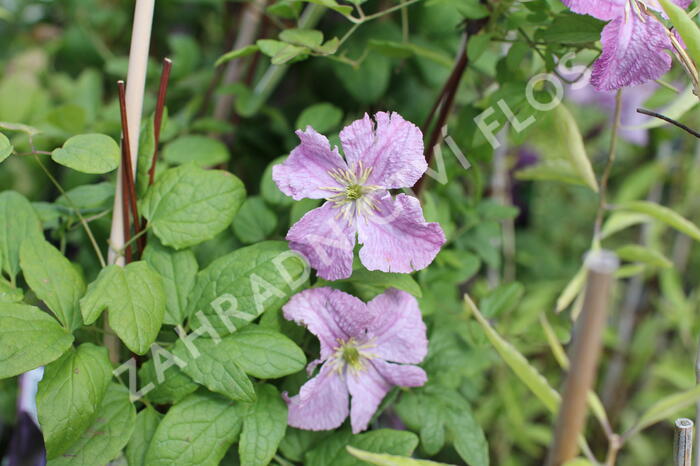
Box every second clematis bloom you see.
[273,112,445,281]
[563,0,691,90]
[282,287,428,434]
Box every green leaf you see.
[51,133,120,174]
[0,278,23,303]
[51,383,136,466]
[342,269,422,300]
[141,163,246,249]
[306,429,419,466]
[600,212,650,239]
[552,104,598,192]
[615,244,672,269]
[173,337,256,402]
[257,39,310,65]
[80,261,166,354]
[162,135,230,167]
[143,239,198,325]
[0,131,12,162]
[138,358,198,405]
[20,237,85,330]
[295,103,343,133]
[145,392,243,466]
[280,28,324,48]
[481,282,524,317]
[126,406,163,466]
[627,384,700,437]
[464,295,560,412]
[47,104,86,135]
[215,44,260,67]
[188,241,308,336]
[227,325,306,378]
[658,0,700,68]
[0,191,42,280]
[615,200,700,242]
[0,303,74,379]
[346,446,452,465]
[300,0,353,16]
[556,266,585,313]
[539,12,605,44]
[232,196,278,244]
[37,344,112,459]
[467,33,491,62]
[367,40,453,67]
[239,384,288,466]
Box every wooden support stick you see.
[546,250,619,466]
[676,418,694,466]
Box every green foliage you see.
[141,163,246,249]
[51,133,121,174]
[0,303,74,379]
[239,384,289,466]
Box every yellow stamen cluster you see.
[330,338,377,374]
[321,161,381,220]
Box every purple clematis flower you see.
[282,287,428,434]
[273,112,446,281]
[563,0,690,90]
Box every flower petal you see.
[591,14,673,91]
[357,193,445,274]
[286,363,349,431]
[273,127,348,200]
[562,0,624,20]
[367,289,428,364]
[347,363,392,434]
[287,202,356,280]
[282,287,374,359]
[339,112,426,189]
[373,359,427,388]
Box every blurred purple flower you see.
[282,287,428,434]
[566,81,657,145]
[562,0,690,90]
[273,112,445,281]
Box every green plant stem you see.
[117,225,150,256]
[33,154,107,268]
[593,90,622,249]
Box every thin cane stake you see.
[675,418,694,466]
[546,250,619,466]
[149,58,173,186]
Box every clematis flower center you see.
[332,337,376,373]
[321,161,382,220]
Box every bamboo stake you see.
[676,418,694,466]
[105,0,154,364]
[546,250,619,466]
[108,0,154,267]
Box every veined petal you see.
[373,360,427,388]
[367,289,428,364]
[282,287,374,359]
[562,0,625,20]
[591,14,673,91]
[273,127,348,200]
[347,363,392,434]
[287,202,357,280]
[357,193,445,274]
[286,363,349,431]
[340,112,426,189]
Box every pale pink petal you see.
[339,112,426,189]
[347,363,392,434]
[373,359,427,388]
[287,202,356,280]
[273,128,348,200]
[367,289,428,364]
[286,364,349,431]
[282,287,374,359]
[357,193,445,274]
[562,0,624,20]
[591,14,673,91]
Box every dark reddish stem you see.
[148,58,173,186]
[117,80,144,258]
[120,143,133,263]
[414,19,488,196]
